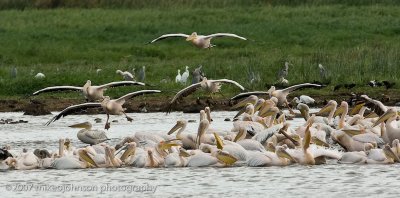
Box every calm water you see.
[0,111,399,198]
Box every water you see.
[0,111,399,197]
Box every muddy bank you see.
[1,91,399,115]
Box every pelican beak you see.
[179,148,191,157]
[120,144,136,162]
[213,132,224,149]
[311,136,329,147]
[299,108,308,120]
[303,124,312,150]
[342,129,363,136]
[78,149,98,168]
[334,105,345,117]
[216,151,237,165]
[233,107,246,119]
[276,148,296,162]
[167,122,182,135]
[266,142,276,152]
[159,141,181,150]
[349,102,365,116]
[233,128,245,142]
[383,145,400,162]
[261,107,278,117]
[317,103,333,115]
[372,110,396,127]
[68,122,90,129]
[365,112,378,118]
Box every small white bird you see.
[34,73,45,79]
[175,69,182,83]
[96,69,102,75]
[293,95,315,105]
[180,66,190,84]
[116,70,135,81]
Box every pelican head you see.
[267,86,276,96]
[297,103,310,120]
[78,148,98,168]
[276,145,296,162]
[317,100,337,115]
[186,32,198,41]
[254,98,265,111]
[383,144,400,162]
[158,139,181,151]
[179,148,191,157]
[168,119,187,135]
[372,108,397,127]
[204,107,212,122]
[101,96,111,105]
[334,101,348,117]
[120,142,137,162]
[68,121,92,130]
[33,149,51,159]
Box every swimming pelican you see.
[46,90,161,129]
[6,150,39,170]
[51,148,98,169]
[68,122,109,145]
[175,69,182,83]
[166,78,245,113]
[180,66,190,84]
[149,32,247,49]
[231,83,321,113]
[371,108,400,143]
[33,80,145,102]
[246,146,294,167]
[167,119,197,149]
[116,70,135,81]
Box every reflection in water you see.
[0,112,399,197]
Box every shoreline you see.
[1,91,398,115]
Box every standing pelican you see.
[68,122,109,145]
[149,32,247,49]
[167,78,245,113]
[45,90,161,129]
[33,80,145,102]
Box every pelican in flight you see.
[149,32,247,49]
[68,122,110,145]
[166,78,245,113]
[46,90,161,129]
[33,80,145,102]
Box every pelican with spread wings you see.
[149,32,247,49]
[33,80,145,102]
[166,77,245,113]
[45,90,161,129]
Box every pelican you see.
[167,119,197,149]
[51,148,98,169]
[149,32,247,49]
[246,146,294,167]
[166,78,245,113]
[180,66,190,84]
[175,69,182,83]
[68,122,109,145]
[116,70,135,81]
[371,108,400,143]
[6,150,39,170]
[33,80,145,102]
[231,83,321,113]
[292,95,315,105]
[46,90,161,129]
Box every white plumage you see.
[116,70,135,81]
[34,73,45,79]
[180,66,190,84]
[293,95,315,104]
[175,69,182,83]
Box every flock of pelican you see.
[2,91,400,170]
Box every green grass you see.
[0,3,400,100]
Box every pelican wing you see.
[45,103,102,126]
[115,90,161,105]
[282,83,322,94]
[204,33,247,40]
[360,95,387,116]
[166,83,202,113]
[98,81,145,89]
[252,124,283,144]
[230,91,268,101]
[352,133,385,145]
[208,79,245,91]
[33,86,83,95]
[149,33,189,43]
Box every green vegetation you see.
[0,2,399,100]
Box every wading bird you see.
[149,32,247,49]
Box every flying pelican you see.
[68,122,110,145]
[180,66,190,84]
[166,78,245,113]
[175,69,182,83]
[33,80,145,102]
[45,90,161,129]
[149,32,247,49]
[116,70,135,81]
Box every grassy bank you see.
[0,4,399,101]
